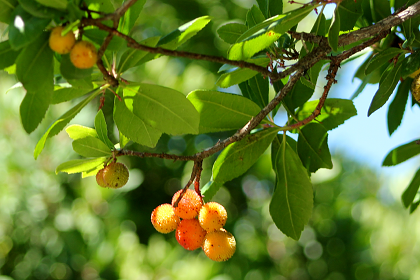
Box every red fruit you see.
[175,219,206,251]
[171,189,203,219]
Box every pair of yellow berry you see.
[49,26,98,69]
[151,189,236,262]
[96,162,129,189]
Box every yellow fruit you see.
[102,162,129,189]
[171,189,203,220]
[96,168,107,188]
[198,202,228,232]
[175,219,207,251]
[411,73,420,103]
[49,26,76,54]
[151,204,180,234]
[202,229,236,261]
[70,41,98,69]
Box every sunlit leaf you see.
[382,140,420,166]
[95,110,114,149]
[216,68,258,88]
[56,157,108,175]
[66,125,98,140]
[72,136,113,158]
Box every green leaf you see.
[83,29,126,51]
[201,181,224,202]
[402,168,420,208]
[20,90,51,133]
[117,36,160,73]
[228,29,280,60]
[52,87,93,104]
[95,110,114,149]
[212,127,279,183]
[0,40,21,70]
[34,88,102,159]
[297,123,333,173]
[114,96,162,148]
[157,16,212,50]
[35,0,67,9]
[18,0,64,18]
[16,32,53,92]
[295,98,357,130]
[283,78,314,111]
[328,7,340,51]
[56,157,107,175]
[337,0,362,31]
[125,84,199,135]
[187,90,264,133]
[60,54,93,80]
[246,5,265,27]
[256,0,283,18]
[387,78,410,135]
[119,131,130,149]
[247,73,269,109]
[368,61,403,116]
[216,68,258,88]
[217,23,248,44]
[8,6,50,50]
[72,136,113,158]
[365,48,406,75]
[382,140,420,166]
[0,0,17,23]
[270,134,313,240]
[119,0,146,34]
[401,50,420,78]
[66,125,98,140]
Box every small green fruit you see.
[101,162,129,189]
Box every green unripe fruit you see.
[101,162,129,189]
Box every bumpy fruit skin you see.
[70,41,98,69]
[202,229,236,261]
[102,162,129,189]
[198,202,228,232]
[96,168,107,188]
[151,204,180,234]
[175,219,207,251]
[49,26,76,54]
[171,189,203,219]
[411,73,420,103]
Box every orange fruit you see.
[49,26,76,54]
[70,40,98,69]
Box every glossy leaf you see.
[117,36,160,73]
[119,0,146,34]
[270,134,313,240]
[216,68,258,88]
[125,84,199,135]
[246,5,265,27]
[368,61,403,116]
[247,73,269,108]
[0,40,21,70]
[297,123,333,173]
[20,90,51,133]
[256,0,283,18]
[187,90,264,133]
[114,96,162,148]
[337,0,362,31]
[0,0,17,23]
[402,168,420,208]
[60,54,93,80]
[66,125,98,140]
[34,88,102,159]
[56,157,108,175]
[382,140,420,166]
[157,16,212,50]
[387,78,410,135]
[328,7,340,51]
[8,6,50,50]
[295,98,357,130]
[228,29,280,60]
[16,32,53,92]
[401,50,420,78]
[52,87,93,104]
[201,181,224,202]
[365,48,406,75]
[72,136,113,158]
[212,127,279,183]
[95,110,114,149]
[217,23,248,44]
[283,78,314,111]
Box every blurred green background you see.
[1,0,420,279]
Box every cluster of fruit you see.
[151,189,236,261]
[49,26,98,69]
[96,162,129,189]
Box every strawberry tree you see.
[1,0,420,241]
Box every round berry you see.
[198,202,228,232]
[151,204,180,234]
[96,168,107,188]
[70,40,98,69]
[171,189,203,220]
[49,26,76,54]
[202,229,236,261]
[175,219,207,251]
[102,162,129,189]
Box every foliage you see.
[1,0,420,260]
